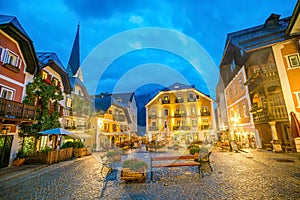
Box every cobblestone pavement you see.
[0,149,300,200]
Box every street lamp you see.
[97,118,103,151]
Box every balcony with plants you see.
[0,97,36,123]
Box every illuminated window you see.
[66,98,72,107]
[42,71,48,80]
[192,120,197,127]
[191,107,196,115]
[0,86,14,100]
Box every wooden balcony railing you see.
[0,98,36,122]
[174,113,187,118]
[173,126,190,130]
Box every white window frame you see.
[0,85,15,100]
[0,47,20,68]
[286,53,300,69]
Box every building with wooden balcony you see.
[91,95,131,150]
[272,1,300,152]
[219,11,300,152]
[0,15,38,167]
[145,82,215,145]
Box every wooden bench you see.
[150,154,200,180]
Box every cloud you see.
[129,15,144,26]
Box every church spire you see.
[66,23,80,78]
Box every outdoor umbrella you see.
[39,128,76,135]
[290,112,300,138]
[39,128,78,150]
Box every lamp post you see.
[97,118,103,151]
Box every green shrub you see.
[189,146,200,155]
[61,141,84,149]
[61,141,74,149]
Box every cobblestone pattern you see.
[0,154,105,200]
[102,149,300,200]
[0,149,300,200]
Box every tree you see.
[20,76,63,153]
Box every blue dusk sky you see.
[0,0,297,98]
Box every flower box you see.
[121,167,146,183]
[121,158,147,183]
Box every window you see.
[191,107,196,115]
[164,109,169,116]
[151,109,156,115]
[230,59,236,72]
[243,101,249,117]
[192,120,197,127]
[42,71,48,80]
[0,47,20,68]
[238,76,244,91]
[66,98,72,108]
[52,78,59,86]
[0,86,14,100]
[177,120,185,127]
[176,93,183,102]
[287,54,300,68]
[151,121,157,127]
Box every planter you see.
[58,147,73,161]
[121,167,146,183]
[12,158,25,166]
[37,150,58,164]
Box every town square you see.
[0,0,300,199]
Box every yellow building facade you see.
[91,96,130,151]
[145,83,215,145]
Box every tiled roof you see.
[94,96,124,112]
[0,15,30,38]
[161,82,195,91]
[227,14,291,51]
[112,93,134,105]
[37,52,65,70]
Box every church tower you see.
[66,24,83,82]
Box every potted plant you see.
[13,150,26,166]
[121,158,147,183]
